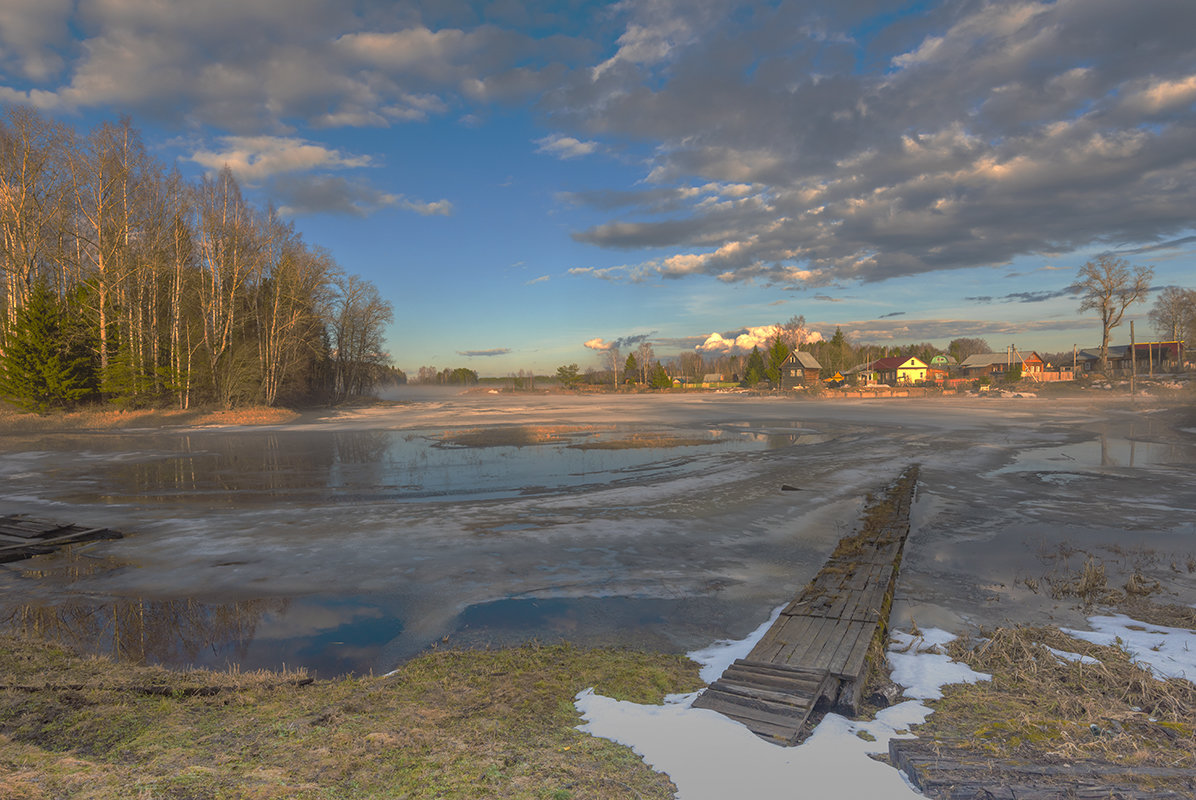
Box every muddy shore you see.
[1,389,1193,676]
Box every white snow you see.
[1062,614,1196,682]
[887,628,991,700]
[574,619,989,799]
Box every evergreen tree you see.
[623,353,638,384]
[0,283,97,412]
[743,346,766,386]
[650,362,672,389]
[765,335,790,383]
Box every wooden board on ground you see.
[889,739,1196,799]
[0,515,123,563]
[695,465,919,744]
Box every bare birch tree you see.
[1074,256,1153,373]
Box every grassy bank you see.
[0,405,301,434]
[0,636,703,800]
[926,620,1196,766]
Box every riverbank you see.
[0,405,301,434]
[0,635,702,800]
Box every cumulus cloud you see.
[0,0,72,81]
[535,133,600,159]
[555,0,1196,288]
[583,332,655,351]
[189,136,372,183]
[696,324,823,354]
[834,317,1091,344]
[0,2,577,130]
[271,174,450,218]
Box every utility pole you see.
[1130,321,1136,397]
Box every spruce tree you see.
[0,283,97,412]
[766,335,790,384]
[743,346,766,386]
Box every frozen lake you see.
[2,391,1194,677]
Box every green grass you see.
[0,636,704,799]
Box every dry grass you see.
[915,620,1196,769]
[0,405,299,434]
[0,634,703,800]
[570,432,715,450]
[438,425,610,448]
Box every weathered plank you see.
[890,739,1196,800]
[0,516,123,563]
[697,465,920,745]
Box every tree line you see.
[0,107,393,413]
[559,258,1190,390]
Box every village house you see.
[780,351,822,389]
[1076,341,1186,373]
[959,351,1044,379]
[862,356,928,385]
[925,354,955,383]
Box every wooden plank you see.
[0,528,115,554]
[816,621,870,674]
[0,521,70,538]
[694,697,805,742]
[706,679,818,710]
[720,664,827,693]
[800,618,854,671]
[773,616,834,664]
[733,659,830,681]
[831,623,875,680]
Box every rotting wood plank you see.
[698,465,920,745]
[0,516,123,563]
[889,739,1196,800]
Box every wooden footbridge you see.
[0,515,122,563]
[693,465,919,745]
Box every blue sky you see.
[2,0,1194,376]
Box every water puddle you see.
[993,434,1196,475]
[3,425,801,507]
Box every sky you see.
[1,0,1194,376]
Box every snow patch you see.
[574,618,989,799]
[1062,614,1196,682]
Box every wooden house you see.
[780,351,822,389]
[1076,341,1185,373]
[959,351,1044,379]
[867,356,928,385]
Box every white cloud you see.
[0,0,72,80]
[189,136,372,183]
[396,197,454,216]
[696,324,822,354]
[535,133,600,159]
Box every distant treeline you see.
[0,107,393,413]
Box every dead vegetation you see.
[0,634,703,800]
[913,616,1196,771]
[1018,541,1191,606]
[437,425,609,448]
[436,426,716,450]
[0,405,299,434]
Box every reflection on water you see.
[26,424,805,506]
[0,415,836,674]
[995,433,1196,474]
[3,595,288,667]
[1,593,403,677]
